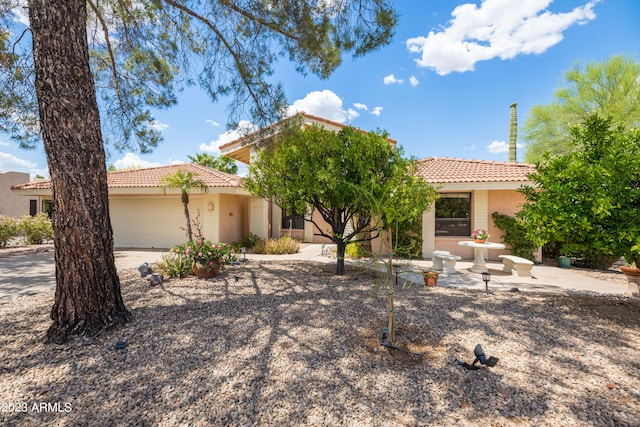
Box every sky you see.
[1,0,639,178]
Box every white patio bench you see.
[499,255,534,277]
[432,250,462,275]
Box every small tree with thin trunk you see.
[245,121,437,276]
[160,169,208,241]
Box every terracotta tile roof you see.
[12,163,243,191]
[416,157,536,184]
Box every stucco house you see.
[11,163,261,249]
[415,157,537,261]
[12,114,537,260]
[220,112,538,261]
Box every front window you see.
[282,210,304,230]
[435,193,471,237]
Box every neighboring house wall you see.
[0,172,30,217]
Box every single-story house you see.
[12,113,538,261]
[11,163,260,249]
[220,112,538,261]
[415,157,538,261]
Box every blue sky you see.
[1,0,639,178]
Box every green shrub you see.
[345,242,368,258]
[0,215,20,247]
[20,213,54,245]
[154,253,192,278]
[492,212,537,261]
[253,236,300,254]
[230,232,261,252]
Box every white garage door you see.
[109,196,200,249]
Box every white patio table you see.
[458,241,506,273]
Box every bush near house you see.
[518,116,640,268]
[20,213,54,245]
[253,236,300,254]
[0,215,20,247]
[491,212,537,261]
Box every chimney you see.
[509,102,517,162]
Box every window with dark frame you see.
[29,200,37,216]
[281,210,304,230]
[435,193,471,237]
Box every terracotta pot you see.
[620,266,640,284]
[473,239,486,244]
[423,271,440,287]
[192,262,221,279]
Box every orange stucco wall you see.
[433,189,531,261]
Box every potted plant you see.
[471,229,490,243]
[620,245,640,285]
[174,240,235,278]
[557,244,571,269]
[422,270,440,287]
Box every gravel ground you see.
[1,260,639,426]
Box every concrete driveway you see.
[0,249,167,301]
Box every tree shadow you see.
[1,261,638,426]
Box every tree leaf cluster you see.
[245,122,437,274]
[0,0,397,153]
[523,55,640,164]
[518,115,640,268]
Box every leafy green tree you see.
[0,1,396,342]
[523,55,640,164]
[160,169,209,242]
[245,121,437,275]
[518,116,640,268]
[188,152,238,175]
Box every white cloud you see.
[199,120,258,153]
[371,107,383,116]
[0,152,40,175]
[345,108,359,121]
[487,140,525,153]
[112,153,161,170]
[148,120,169,131]
[409,76,420,87]
[0,140,10,147]
[353,103,368,111]
[383,74,404,85]
[10,2,29,26]
[406,0,599,75]
[487,140,509,153]
[286,90,355,123]
[205,119,220,127]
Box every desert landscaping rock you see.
[1,261,638,426]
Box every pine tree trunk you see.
[29,0,129,343]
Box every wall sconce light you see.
[207,202,214,211]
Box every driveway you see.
[0,249,167,301]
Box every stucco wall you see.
[217,194,243,243]
[427,189,529,261]
[1,172,30,217]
